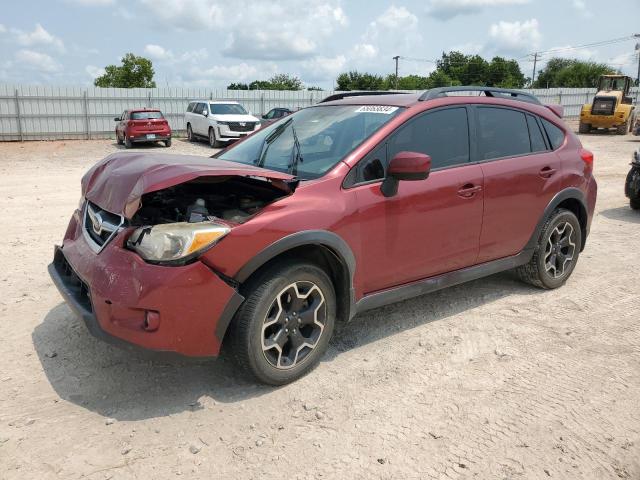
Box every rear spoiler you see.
[545,104,564,118]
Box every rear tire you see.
[116,132,123,145]
[616,119,629,135]
[164,138,172,147]
[228,262,336,385]
[578,122,590,134]
[517,209,582,289]
[187,124,194,142]
[631,199,640,210]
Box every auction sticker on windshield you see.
[355,105,399,114]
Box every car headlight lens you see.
[127,222,230,263]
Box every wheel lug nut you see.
[285,328,289,333]
[298,318,301,323]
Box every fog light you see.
[143,311,160,331]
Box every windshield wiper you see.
[255,118,293,168]
[288,124,303,176]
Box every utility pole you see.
[531,52,539,87]
[392,55,400,89]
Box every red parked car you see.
[115,109,172,148]
[50,87,597,385]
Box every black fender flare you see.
[524,187,588,251]
[215,230,357,344]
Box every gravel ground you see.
[0,132,639,480]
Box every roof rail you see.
[419,86,542,105]
[319,91,410,103]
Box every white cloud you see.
[301,55,347,80]
[0,24,6,34]
[14,24,65,52]
[351,43,378,60]
[15,49,62,73]
[85,65,106,79]
[427,0,529,20]
[571,0,593,17]
[191,62,260,83]
[370,5,418,31]
[449,42,484,55]
[139,0,347,61]
[144,44,173,61]
[488,18,541,54]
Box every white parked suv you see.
[185,100,261,148]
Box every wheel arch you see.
[216,231,357,349]
[526,188,589,252]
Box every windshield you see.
[131,111,163,120]
[218,105,403,180]
[210,103,248,115]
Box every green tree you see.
[307,86,324,91]
[267,74,303,90]
[336,71,386,90]
[487,56,526,88]
[425,69,458,88]
[94,53,156,88]
[227,82,249,90]
[533,58,617,88]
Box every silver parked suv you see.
[185,100,261,148]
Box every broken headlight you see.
[127,222,230,263]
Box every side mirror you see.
[262,114,268,119]
[202,111,208,117]
[114,117,121,121]
[381,151,431,198]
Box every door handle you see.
[457,184,482,198]
[539,166,557,178]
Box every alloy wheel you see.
[261,281,326,370]
[544,222,576,278]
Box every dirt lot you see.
[0,132,639,480]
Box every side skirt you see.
[354,248,534,315]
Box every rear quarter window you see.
[541,118,565,150]
[526,114,548,152]
[187,102,195,113]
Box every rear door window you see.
[193,103,204,115]
[388,107,470,169]
[477,107,530,160]
[187,102,195,113]
[541,118,565,150]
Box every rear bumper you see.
[49,215,244,357]
[129,133,172,143]
[580,112,626,128]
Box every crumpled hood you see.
[81,152,295,219]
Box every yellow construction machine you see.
[579,75,636,135]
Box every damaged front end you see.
[80,152,297,265]
[127,176,291,265]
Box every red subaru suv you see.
[114,108,172,148]
[50,87,597,385]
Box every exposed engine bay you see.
[131,176,289,225]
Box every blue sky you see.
[0,0,639,89]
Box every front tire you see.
[164,138,172,148]
[124,136,132,149]
[616,119,629,135]
[116,132,123,145]
[229,262,336,385]
[208,127,220,148]
[517,209,582,289]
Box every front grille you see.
[227,122,256,132]
[53,249,93,313]
[83,202,124,252]
[592,97,616,115]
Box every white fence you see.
[0,84,637,141]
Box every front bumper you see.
[49,212,243,357]
[217,125,260,142]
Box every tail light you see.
[127,121,135,127]
[580,148,594,173]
